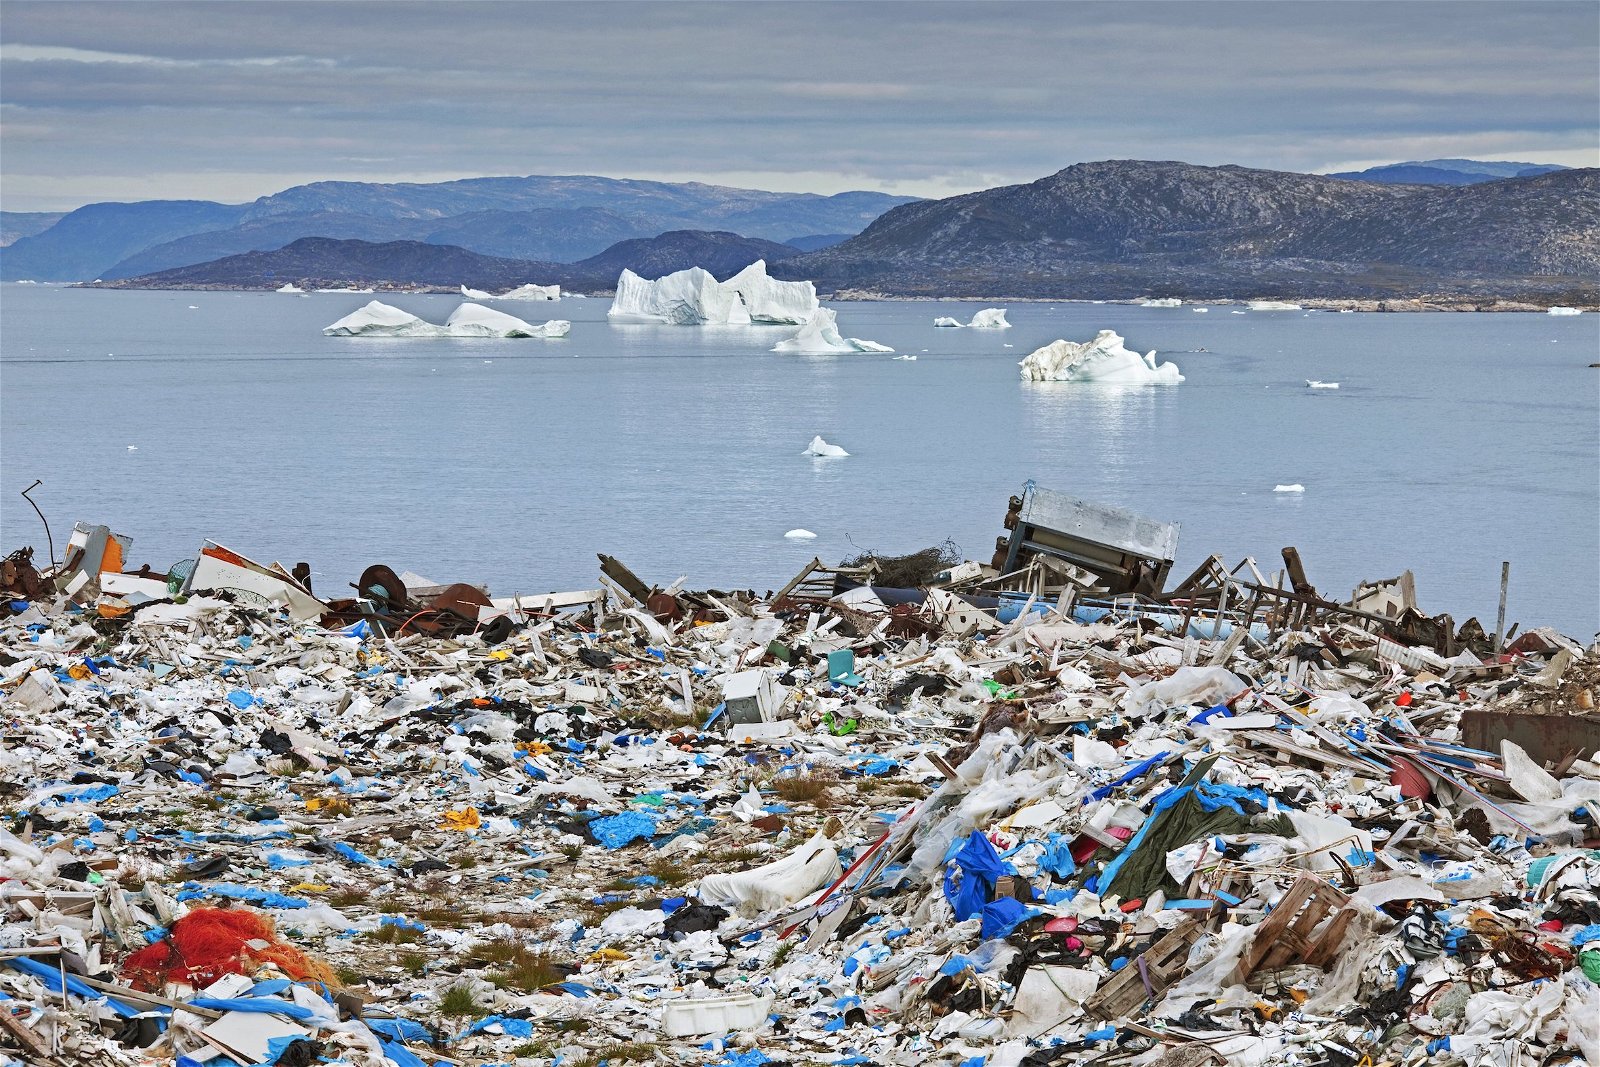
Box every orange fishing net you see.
[122,906,337,990]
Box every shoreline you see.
[49,281,1600,312]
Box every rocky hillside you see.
[1,176,916,281]
[784,160,1599,300]
[93,229,799,292]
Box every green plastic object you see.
[1581,949,1600,982]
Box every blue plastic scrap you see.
[979,897,1038,940]
[943,831,1011,922]
[3,958,140,1016]
[590,811,658,849]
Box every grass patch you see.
[333,964,366,986]
[576,897,634,926]
[772,770,835,806]
[417,905,478,927]
[456,855,478,870]
[646,856,695,888]
[770,941,793,968]
[327,887,370,908]
[559,843,584,861]
[362,923,423,945]
[398,950,428,976]
[485,911,548,931]
[438,983,483,1018]
[569,1043,660,1067]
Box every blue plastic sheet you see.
[176,884,308,909]
[1571,924,1600,948]
[1087,753,1171,803]
[366,1018,432,1043]
[189,997,315,1020]
[1036,832,1077,880]
[3,958,140,1016]
[943,831,1010,921]
[381,1039,429,1067]
[979,897,1038,940]
[1095,782,1194,896]
[590,811,657,849]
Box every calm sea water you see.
[2,285,1595,637]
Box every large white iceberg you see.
[444,303,570,338]
[461,284,493,300]
[322,300,569,338]
[1547,306,1583,316]
[1141,297,1182,308]
[1248,300,1303,311]
[1018,330,1183,384]
[498,283,561,301]
[276,283,305,294]
[773,308,892,354]
[607,261,816,325]
[934,308,1011,328]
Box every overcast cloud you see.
[1,0,1596,211]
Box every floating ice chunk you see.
[607,261,814,325]
[968,308,1011,329]
[1273,483,1306,493]
[784,529,818,540]
[1230,310,1247,314]
[496,283,561,301]
[721,261,819,324]
[443,303,570,338]
[1018,330,1183,384]
[323,301,444,337]
[1193,307,1209,313]
[802,435,849,458]
[1141,297,1182,307]
[188,305,199,309]
[1305,379,1340,389]
[1248,300,1302,311]
[460,284,493,300]
[1548,306,1583,316]
[323,300,568,338]
[608,266,748,324]
[933,316,964,328]
[275,283,305,294]
[893,354,917,361]
[773,307,892,354]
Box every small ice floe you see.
[1002,343,1014,348]
[933,317,963,328]
[1339,309,1355,313]
[1248,300,1302,311]
[1547,306,1583,316]
[802,436,849,458]
[1231,310,1247,315]
[773,308,892,354]
[276,283,305,294]
[893,354,917,361]
[1273,484,1306,493]
[1193,307,1209,312]
[126,445,138,451]
[188,305,199,309]
[461,285,494,300]
[784,529,819,540]
[1305,379,1340,389]
[1141,297,1182,308]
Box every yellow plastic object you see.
[439,807,481,831]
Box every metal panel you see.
[1017,489,1181,563]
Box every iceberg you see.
[460,285,493,300]
[773,308,892,354]
[322,300,569,338]
[1141,297,1182,308]
[1248,300,1302,311]
[784,529,818,540]
[275,283,305,294]
[1274,484,1306,493]
[721,261,819,324]
[1547,306,1583,316]
[802,435,849,458]
[969,308,1011,329]
[1305,379,1340,389]
[933,316,964,328]
[443,303,570,338]
[1018,330,1183,384]
[497,283,561,301]
[607,261,815,325]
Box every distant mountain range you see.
[1328,158,1570,186]
[0,175,918,282]
[67,159,1596,302]
[94,230,803,291]
[0,211,65,247]
[781,160,1598,300]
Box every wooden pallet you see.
[1229,873,1354,983]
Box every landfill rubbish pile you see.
[3,504,1599,1067]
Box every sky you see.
[1,0,1597,212]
